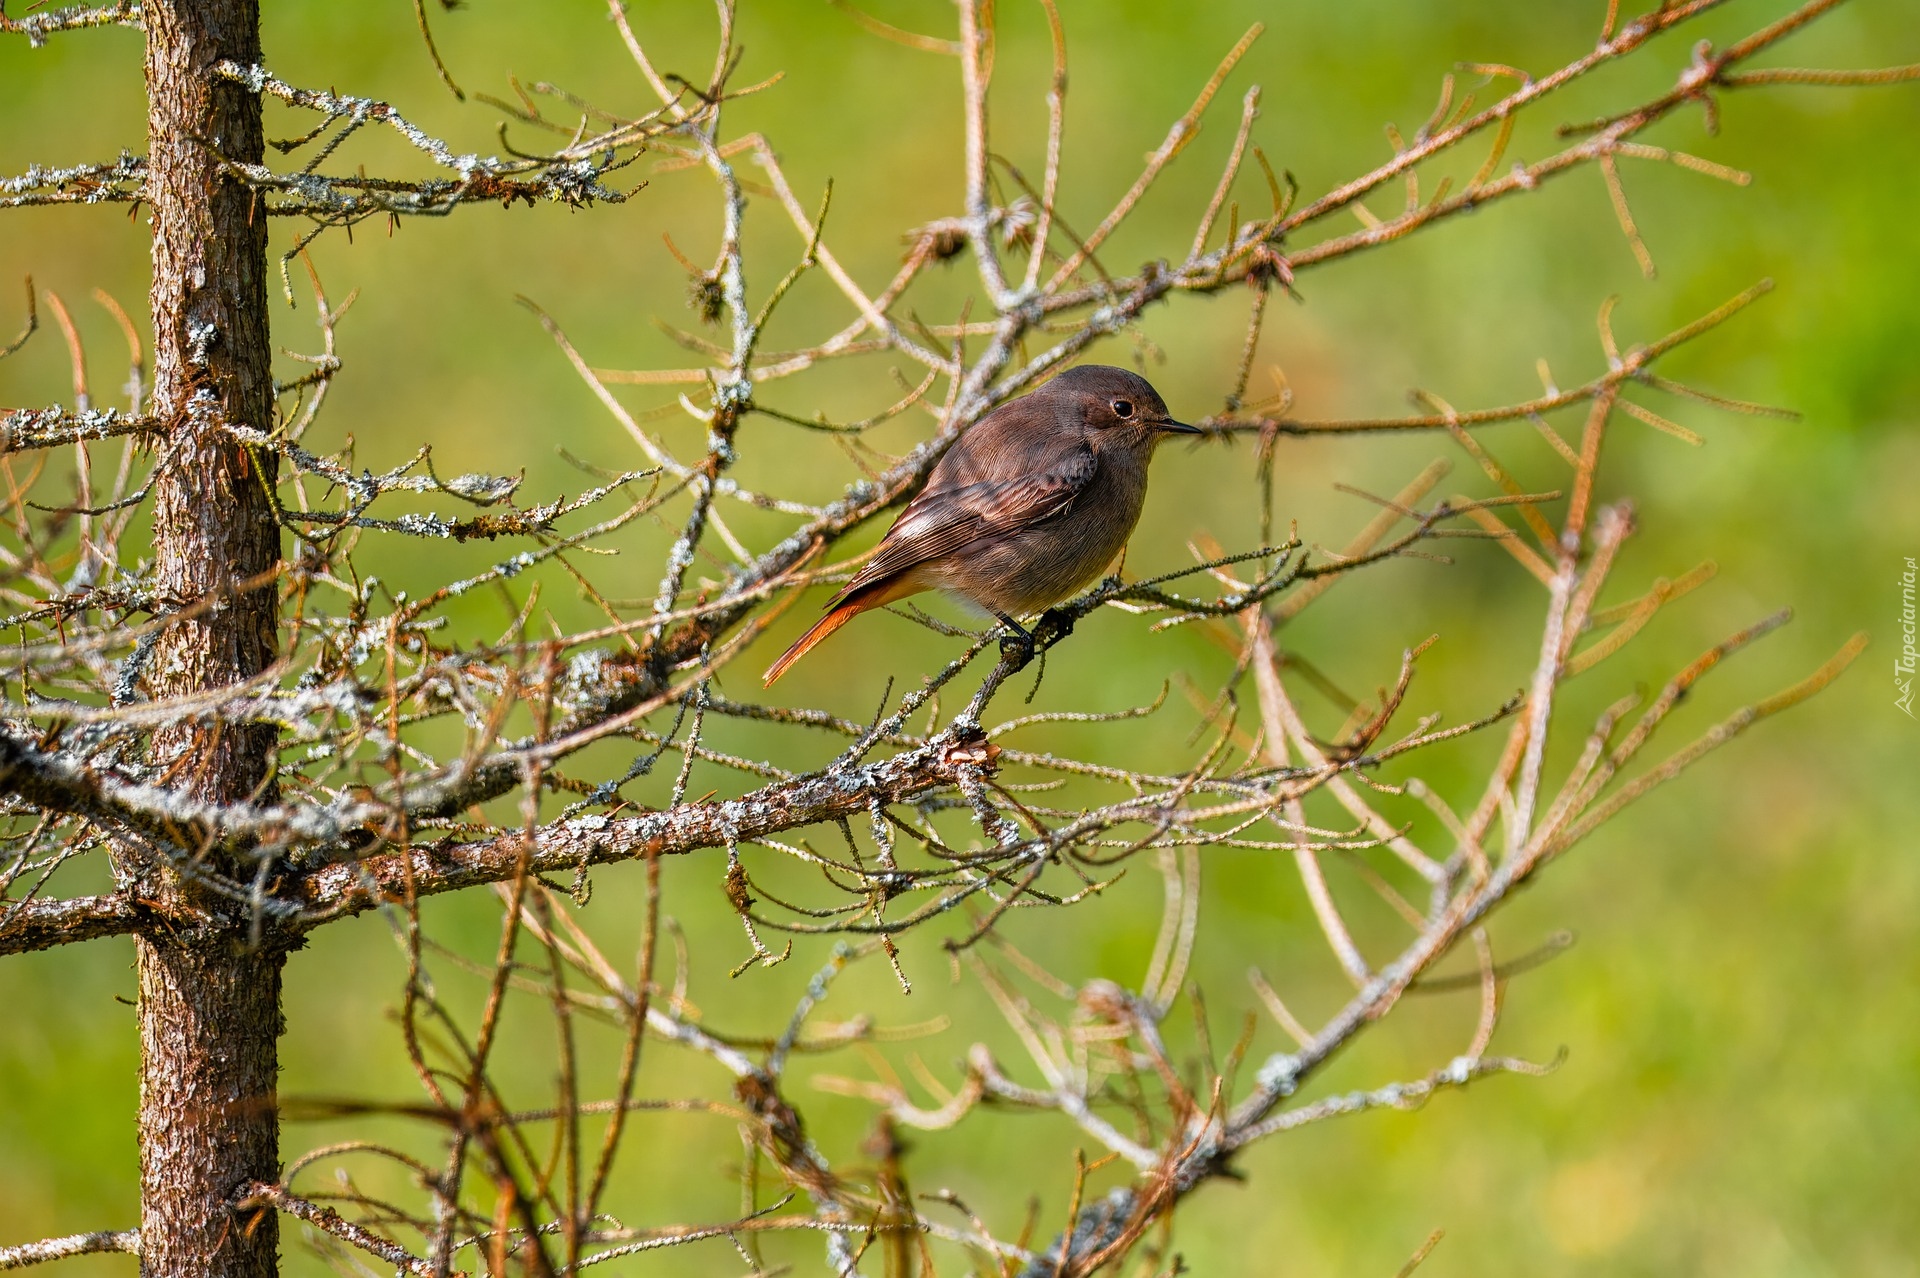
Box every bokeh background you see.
[3,2,1917,1273]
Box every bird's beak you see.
[1156,418,1201,435]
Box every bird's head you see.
[1045,365,1198,449]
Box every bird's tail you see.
[762,602,864,686]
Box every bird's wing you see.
[831,441,1097,605]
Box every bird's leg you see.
[993,612,1036,667]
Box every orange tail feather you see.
[763,602,864,686]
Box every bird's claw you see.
[993,607,1080,670]
[998,629,1036,668]
[1035,607,1076,644]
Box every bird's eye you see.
[1111,399,1135,418]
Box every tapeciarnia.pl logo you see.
[1899,556,1917,718]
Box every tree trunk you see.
[135,943,285,1277]
[139,1,285,1275]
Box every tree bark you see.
[139,1,286,1275]
[135,942,285,1277]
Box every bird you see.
[763,364,1198,686]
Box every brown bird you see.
[763,365,1197,685]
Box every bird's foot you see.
[1034,607,1077,645]
[995,613,1037,669]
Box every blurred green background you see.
[3,2,1918,1274]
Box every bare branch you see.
[0,1229,139,1270]
[0,1,140,46]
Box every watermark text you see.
[1898,556,1916,717]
